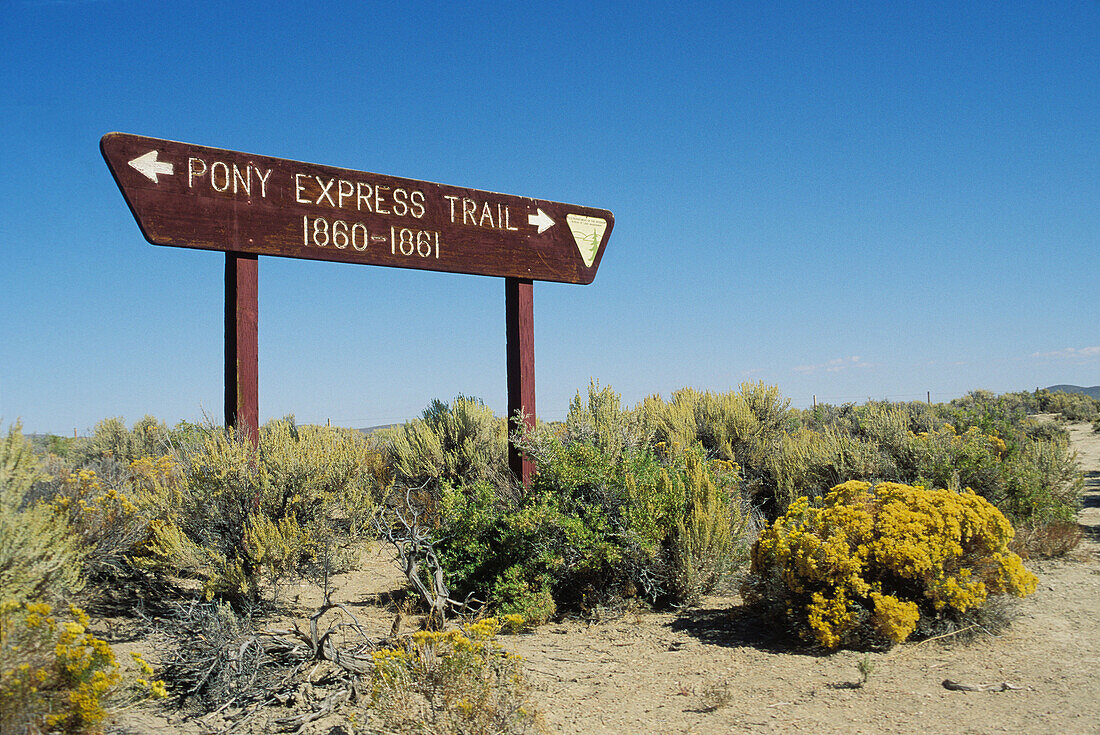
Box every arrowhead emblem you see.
[129,150,174,183]
[528,208,555,234]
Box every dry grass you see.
[1010,520,1083,559]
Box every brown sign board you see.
[101,133,613,284]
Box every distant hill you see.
[357,424,402,434]
[1044,385,1100,400]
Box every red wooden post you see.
[225,252,259,447]
[506,277,535,485]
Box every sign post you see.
[505,278,536,485]
[225,252,258,446]
[102,132,614,480]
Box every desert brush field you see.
[3,386,1099,734]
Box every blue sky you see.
[2,1,1097,434]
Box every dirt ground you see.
[111,422,1100,734]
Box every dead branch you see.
[942,679,1023,692]
[275,687,352,734]
[372,486,481,629]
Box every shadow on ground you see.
[1079,470,1100,542]
[668,604,828,656]
[1082,470,1100,506]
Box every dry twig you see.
[942,679,1022,692]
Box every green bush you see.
[435,422,751,617]
[942,390,1033,436]
[905,423,1080,526]
[389,397,507,494]
[565,380,651,460]
[999,435,1082,523]
[1032,388,1100,422]
[641,383,794,513]
[29,433,79,460]
[910,424,1005,495]
[490,566,556,625]
[436,465,631,616]
[71,415,173,470]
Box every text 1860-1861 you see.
[302,216,440,259]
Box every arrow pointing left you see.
[129,150,174,183]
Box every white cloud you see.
[793,355,871,375]
[1029,346,1100,360]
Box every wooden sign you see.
[101,133,614,284]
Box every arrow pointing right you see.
[129,150,174,183]
[528,208,555,234]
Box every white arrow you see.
[528,208,555,234]
[128,150,174,183]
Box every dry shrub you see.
[771,427,894,509]
[0,498,85,606]
[133,418,387,607]
[642,382,819,514]
[1009,520,1083,559]
[643,383,790,467]
[565,379,652,459]
[156,601,274,710]
[999,434,1082,523]
[369,617,539,734]
[43,466,151,585]
[258,419,387,539]
[699,679,732,711]
[71,416,174,469]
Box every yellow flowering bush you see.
[500,613,527,634]
[1,601,165,734]
[369,617,537,733]
[742,480,1037,649]
[46,467,151,582]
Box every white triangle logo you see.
[566,214,607,268]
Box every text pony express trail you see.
[102,133,613,283]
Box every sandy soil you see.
[110,422,1100,735]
